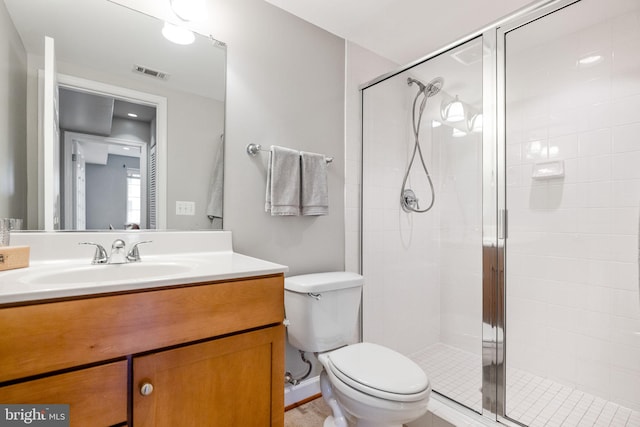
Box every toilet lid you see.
[327,343,429,401]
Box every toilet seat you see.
[325,342,430,403]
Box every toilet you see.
[284,272,430,427]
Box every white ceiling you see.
[264,0,538,65]
[4,0,226,102]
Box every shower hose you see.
[400,80,436,213]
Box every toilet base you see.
[323,415,336,427]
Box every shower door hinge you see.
[499,209,508,240]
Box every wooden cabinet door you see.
[0,361,127,427]
[133,325,284,427]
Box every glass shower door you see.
[361,36,485,413]
[502,0,640,425]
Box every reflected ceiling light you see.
[170,0,206,22]
[127,113,138,118]
[441,95,465,122]
[162,22,195,45]
[452,128,467,138]
[578,54,603,67]
[431,120,442,128]
[468,113,482,133]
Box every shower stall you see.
[360,0,640,425]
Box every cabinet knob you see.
[140,382,154,396]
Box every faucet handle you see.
[126,240,152,262]
[79,242,108,264]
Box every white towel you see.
[265,146,301,216]
[300,151,328,216]
[206,135,224,220]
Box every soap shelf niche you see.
[532,160,564,180]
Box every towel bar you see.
[246,143,333,164]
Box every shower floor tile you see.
[409,343,640,427]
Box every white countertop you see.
[0,231,288,305]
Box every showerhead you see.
[407,77,426,92]
[425,77,443,97]
[407,76,444,97]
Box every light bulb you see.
[442,96,465,122]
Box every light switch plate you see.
[176,201,195,215]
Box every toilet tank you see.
[284,272,364,353]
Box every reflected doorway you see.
[62,131,149,230]
[55,75,165,230]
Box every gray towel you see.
[206,135,224,220]
[265,146,301,216]
[300,151,328,216]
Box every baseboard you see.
[284,375,321,408]
[284,393,322,411]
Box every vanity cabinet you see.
[134,327,281,426]
[0,274,285,427]
[0,361,128,425]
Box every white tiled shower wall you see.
[504,0,640,412]
[360,72,443,355]
[358,37,484,359]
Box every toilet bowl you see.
[318,343,430,427]
[284,272,431,427]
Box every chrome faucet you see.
[80,240,152,264]
[109,239,127,264]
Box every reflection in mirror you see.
[1,0,226,230]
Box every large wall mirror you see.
[1,0,226,231]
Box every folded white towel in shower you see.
[265,145,301,216]
[300,151,329,216]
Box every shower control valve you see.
[402,189,420,212]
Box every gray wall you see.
[221,0,346,275]
[0,0,27,222]
[217,0,346,381]
[166,95,225,230]
[112,0,346,274]
[86,154,140,230]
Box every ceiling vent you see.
[450,41,489,66]
[133,64,170,81]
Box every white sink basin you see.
[19,261,197,286]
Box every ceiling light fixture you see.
[162,22,195,45]
[441,95,465,122]
[127,113,138,118]
[468,112,482,133]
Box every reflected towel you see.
[300,151,328,216]
[206,135,224,220]
[265,145,301,216]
